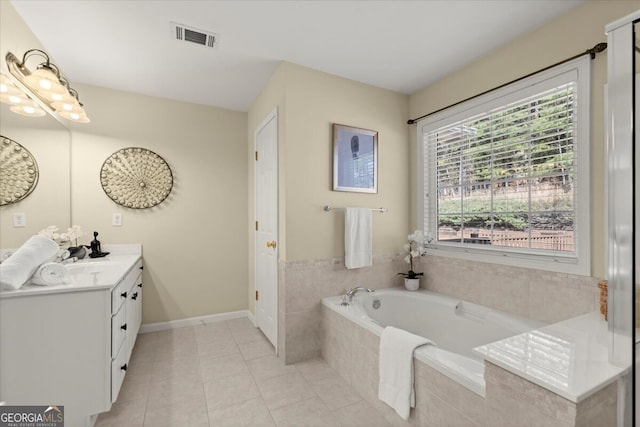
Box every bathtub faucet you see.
[345,286,374,302]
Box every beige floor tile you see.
[294,358,341,383]
[238,337,275,360]
[95,397,146,427]
[194,321,233,343]
[232,326,270,344]
[246,355,297,382]
[98,323,395,427]
[197,336,240,359]
[116,372,151,403]
[134,332,157,346]
[153,339,199,363]
[143,395,209,427]
[154,327,197,346]
[126,355,155,379]
[226,317,255,331]
[204,371,262,412]
[334,400,393,427]
[309,375,362,410]
[200,353,249,383]
[270,397,341,427]
[256,371,316,410]
[150,354,201,384]
[147,374,205,410]
[208,396,276,427]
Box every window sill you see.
[425,243,590,276]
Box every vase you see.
[404,278,419,291]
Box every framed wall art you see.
[332,124,378,193]
[100,147,173,209]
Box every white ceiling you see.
[10,0,583,112]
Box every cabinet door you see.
[126,272,143,359]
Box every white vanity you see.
[0,244,143,427]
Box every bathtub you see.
[321,288,545,396]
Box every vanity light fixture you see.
[3,49,90,123]
[0,73,46,117]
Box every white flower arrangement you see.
[399,229,427,279]
[38,225,86,247]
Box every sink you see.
[65,262,123,277]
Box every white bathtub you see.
[321,288,545,396]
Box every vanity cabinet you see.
[0,253,142,427]
[110,260,143,402]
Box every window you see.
[418,57,590,275]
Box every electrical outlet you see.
[112,213,122,227]
[13,213,26,227]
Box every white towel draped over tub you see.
[0,235,60,290]
[378,326,435,420]
[344,207,372,269]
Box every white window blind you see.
[418,57,590,275]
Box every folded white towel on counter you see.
[30,262,71,286]
[379,326,435,420]
[344,207,372,269]
[0,235,60,290]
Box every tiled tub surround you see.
[419,255,600,324]
[322,296,624,427]
[278,253,406,364]
[280,252,601,364]
[323,289,545,396]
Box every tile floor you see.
[95,317,391,427]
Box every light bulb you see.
[10,103,46,117]
[59,110,90,123]
[24,66,66,95]
[0,93,27,105]
[51,99,82,113]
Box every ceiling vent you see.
[170,22,218,48]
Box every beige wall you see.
[247,62,410,314]
[284,63,410,261]
[0,1,71,248]
[70,84,248,324]
[409,1,640,279]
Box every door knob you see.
[266,240,277,249]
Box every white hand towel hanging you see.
[344,207,372,269]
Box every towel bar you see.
[323,205,387,212]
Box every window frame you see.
[416,56,591,276]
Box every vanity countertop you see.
[474,311,627,403]
[0,244,142,299]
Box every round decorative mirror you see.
[0,135,39,206]
[100,147,173,209]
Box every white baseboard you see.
[139,310,252,334]
[247,311,256,326]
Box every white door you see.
[255,109,278,348]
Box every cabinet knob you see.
[137,283,142,288]
[121,291,127,298]
[131,292,138,301]
[121,364,127,371]
[139,266,144,270]
[121,324,127,331]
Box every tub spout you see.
[346,286,374,302]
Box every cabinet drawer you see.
[111,280,127,314]
[111,344,128,403]
[111,304,127,359]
